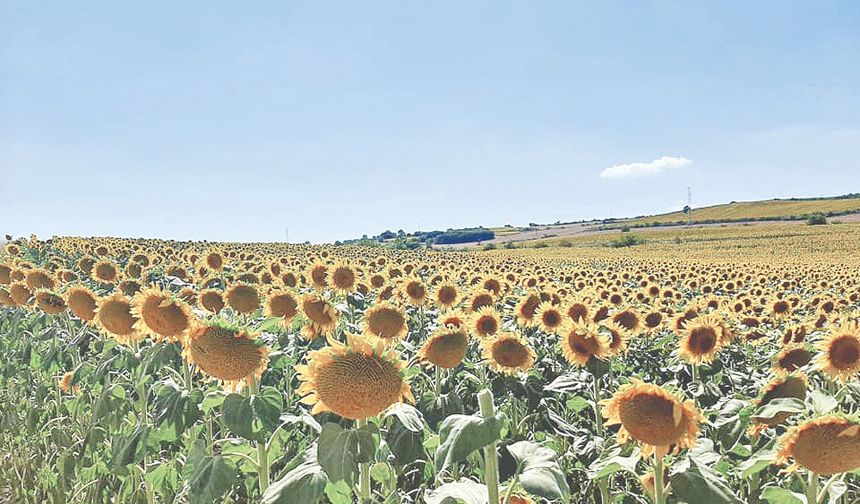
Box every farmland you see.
[2,225,860,504]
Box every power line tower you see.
[687,187,693,225]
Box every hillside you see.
[621,195,860,227]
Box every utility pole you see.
[687,187,693,225]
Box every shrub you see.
[807,214,827,225]
[608,234,646,248]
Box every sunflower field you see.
[2,227,860,504]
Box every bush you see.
[621,226,631,233]
[482,243,497,251]
[559,240,573,247]
[532,242,549,248]
[608,234,646,248]
[433,227,495,244]
[807,214,827,225]
[503,241,517,249]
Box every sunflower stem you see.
[251,378,270,494]
[592,373,603,435]
[356,417,371,503]
[691,364,698,384]
[434,365,442,397]
[478,389,500,504]
[653,453,666,504]
[807,471,819,504]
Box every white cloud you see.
[600,156,692,179]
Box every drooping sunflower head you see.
[306,261,329,290]
[774,344,814,373]
[751,372,808,431]
[514,293,541,326]
[65,285,98,322]
[468,289,495,313]
[776,415,860,475]
[559,321,610,366]
[433,282,460,310]
[301,293,339,335]
[601,379,701,458]
[329,261,358,293]
[34,289,67,315]
[815,322,860,383]
[225,283,261,315]
[295,332,414,420]
[131,286,193,342]
[611,308,643,334]
[470,306,502,339]
[400,277,429,306]
[183,319,269,392]
[95,292,141,344]
[361,302,408,343]
[91,260,120,284]
[419,327,469,369]
[482,332,536,375]
[264,289,299,323]
[8,281,33,307]
[678,315,725,365]
[25,268,56,291]
[535,301,565,334]
[199,288,225,314]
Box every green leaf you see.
[253,386,284,432]
[110,425,149,469]
[506,441,570,503]
[262,459,328,504]
[384,403,425,432]
[751,397,805,422]
[808,389,838,416]
[435,414,502,473]
[317,422,377,485]
[222,393,254,439]
[736,448,777,478]
[385,404,426,466]
[424,478,489,504]
[145,461,179,498]
[670,458,744,504]
[183,441,237,504]
[761,486,805,504]
[565,396,590,414]
[325,480,354,504]
[586,446,640,479]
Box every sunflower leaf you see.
[669,457,744,504]
[751,397,805,422]
[262,458,328,504]
[506,441,570,503]
[424,478,489,504]
[435,413,502,473]
[807,389,838,416]
[317,422,377,485]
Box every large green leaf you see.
[222,393,254,439]
[736,448,777,478]
[262,459,328,504]
[222,388,284,440]
[506,441,570,503]
[183,441,237,504]
[670,458,744,504]
[425,478,489,504]
[317,422,377,485]
[586,445,640,479]
[435,414,502,473]
[761,486,805,504]
[110,425,149,469]
[751,397,805,422]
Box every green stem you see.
[434,365,442,397]
[592,373,603,435]
[691,364,698,384]
[598,478,611,504]
[653,453,666,504]
[251,379,269,494]
[478,389,500,504]
[356,417,371,503]
[807,472,819,504]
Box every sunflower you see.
[749,372,807,434]
[306,261,329,290]
[776,415,860,475]
[34,289,67,315]
[25,268,55,291]
[329,261,358,293]
[433,282,460,310]
[199,289,225,314]
[482,332,536,375]
[678,315,725,365]
[225,283,260,314]
[419,327,469,368]
[264,290,299,322]
[602,321,631,356]
[0,288,15,307]
[774,344,813,373]
[515,293,541,326]
[95,293,140,344]
[470,306,502,339]
[400,277,429,306]
[611,308,643,334]
[815,321,860,382]
[601,379,701,458]
[362,302,408,342]
[467,289,495,312]
[131,286,193,342]
[203,250,225,271]
[58,371,81,395]
[65,286,98,322]
[183,320,269,392]
[301,293,339,335]
[535,302,565,334]
[91,260,120,284]
[559,321,611,366]
[439,310,468,330]
[8,281,32,307]
[295,332,414,419]
[566,300,590,324]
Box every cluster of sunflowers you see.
[2,232,860,504]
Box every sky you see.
[1,1,858,243]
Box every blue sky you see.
[1,1,858,243]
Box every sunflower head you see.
[329,261,358,293]
[433,282,460,310]
[678,315,725,365]
[65,286,98,322]
[131,286,193,342]
[295,333,414,420]
[401,277,429,306]
[306,261,329,290]
[91,260,120,284]
[515,293,541,326]
[535,301,565,333]
[95,293,141,344]
[482,332,536,375]
[419,327,469,369]
[776,415,860,475]
[470,306,502,339]
[34,289,67,315]
[301,293,339,335]
[815,322,860,383]
[183,319,269,392]
[199,289,225,314]
[560,321,611,366]
[774,344,813,373]
[225,283,261,315]
[264,290,299,322]
[752,372,808,429]
[601,379,701,458]
[362,302,408,342]
[611,308,643,334]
